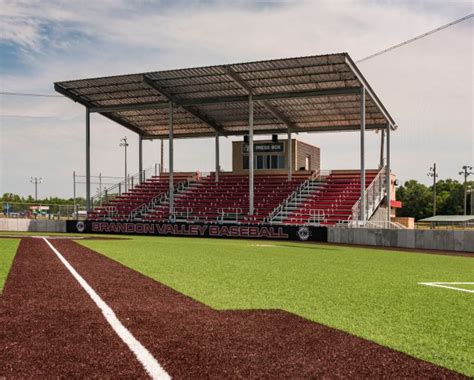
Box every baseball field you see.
[1,234,473,378]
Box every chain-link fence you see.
[73,164,162,214]
[1,202,79,220]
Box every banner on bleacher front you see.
[66,220,327,242]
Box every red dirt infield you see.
[1,237,466,378]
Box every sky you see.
[0,0,473,199]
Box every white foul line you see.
[42,238,170,380]
[418,282,474,294]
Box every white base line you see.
[42,238,170,380]
[418,282,474,294]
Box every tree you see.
[396,179,473,219]
[396,180,432,220]
[434,179,464,215]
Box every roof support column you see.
[360,87,366,224]
[160,139,164,174]
[138,135,143,184]
[249,95,254,216]
[386,124,391,226]
[287,130,292,181]
[85,108,91,212]
[215,133,220,182]
[168,102,174,221]
[379,129,385,169]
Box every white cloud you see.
[0,0,473,197]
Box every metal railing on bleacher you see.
[350,167,387,226]
[132,176,196,221]
[88,164,161,214]
[266,170,326,225]
[217,207,243,224]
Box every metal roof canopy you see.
[54,53,396,139]
[419,215,474,223]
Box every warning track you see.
[1,238,466,378]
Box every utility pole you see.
[30,177,43,201]
[73,171,77,218]
[459,165,473,215]
[120,137,129,191]
[427,163,438,216]
[467,186,473,215]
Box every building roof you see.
[54,53,396,139]
[419,215,474,223]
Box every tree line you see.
[0,193,84,206]
[396,179,473,220]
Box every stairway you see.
[281,170,380,226]
[267,179,326,224]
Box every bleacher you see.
[142,172,311,224]
[88,170,381,226]
[88,174,190,221]
[284,170,379,225]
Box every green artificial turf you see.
[80,236,474,375]
[0,239,20,291]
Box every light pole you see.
[30,177,43,201]
[458,165,473,216]
[120,137,129,191]
[427,163,438,216]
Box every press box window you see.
[243,154,285,169]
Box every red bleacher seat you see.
[142,172,311,224]
[88,174,190,221]
[283,170,378,226]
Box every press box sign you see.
[242,142,284,154]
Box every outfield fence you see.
[1,202,81,220]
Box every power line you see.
[0,91,63,98]
[1,13,473,100]
[357,13,473,63]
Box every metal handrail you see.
[266,170,327,224]
[90,164,159,210]
[354,220,406,229]
[266,177,311,223]
[350,167,386,225]
[217,207,243,223]
[307,209,325,225]
[173,207,194,221]
[128,177,195,220]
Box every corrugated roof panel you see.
[55,53,395,138]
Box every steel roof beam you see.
[344,55,397,129]
[141,123,388,140]
[54,83,145,136]
[84,86,362,114]
[89,102,170,113]
[224,66,304,132]
[142,75,227,136]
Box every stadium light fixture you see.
[30,177,43,201]
[459,165,473,216]
[427,163,438,216]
